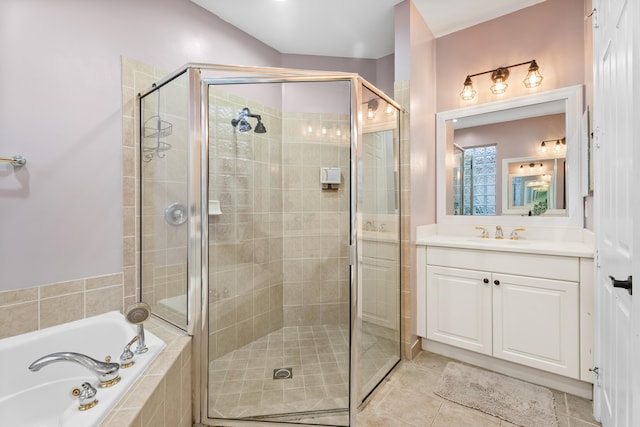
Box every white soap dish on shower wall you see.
[208,200,222,215]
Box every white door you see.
[593,0,640,425]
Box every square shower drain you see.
[273,367,293,380]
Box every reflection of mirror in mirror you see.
[436,85,584,226]
[504,156,566,216]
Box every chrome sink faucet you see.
[29,352,121,388]
[495,225,504,239]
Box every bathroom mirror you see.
[436,85,584,226]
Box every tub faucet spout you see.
[28,352,121,387]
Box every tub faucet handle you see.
[77,382,98,411]
[495,225,503,239]
[510,227,526,240]
[119,336,139,368]
[475,226,489,239]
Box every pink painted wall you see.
[0,0,385,291]
[395,0,437,349]
[436,0,585,112]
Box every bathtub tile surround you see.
[0,272,124,339]
[100,317,192,427]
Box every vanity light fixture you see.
[554,137,566,152]
[459,60,543,100]
[540,137,565,153]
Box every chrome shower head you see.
[237,118,252,132]
[231,107,266,133]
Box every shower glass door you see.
[358,84,401,402]
[205,79,353,425]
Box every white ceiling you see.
[191,0,546,59]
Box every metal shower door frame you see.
[169,63,401,427]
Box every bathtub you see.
[0,311,165,427]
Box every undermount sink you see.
[467,238,531,245]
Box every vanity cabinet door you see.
[426,266,492,355]
[492,273,580,379]
[362,242,399,330]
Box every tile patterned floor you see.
[357,351,603,427]
[209,330,601,426]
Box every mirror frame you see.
[436,85,584,227]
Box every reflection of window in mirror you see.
[457,145,496,215]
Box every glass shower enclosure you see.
[139,64,402,426]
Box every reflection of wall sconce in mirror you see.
[540,137,565,153]
[385,103,394,116]
[540,141,548,153]
[519,162,538,173]
[367,99,379,120]
[460,60,543,100]
[321,126,327,135]
[336,127,341,137]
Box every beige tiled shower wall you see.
[0,273,124,340]
[122,57,167,310]
[281,112,351,327]
[138,71,190,327]
[208,90,285,359]
[394,80,414,360]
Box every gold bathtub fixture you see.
[119,336,139,368]
[73,382,99,411]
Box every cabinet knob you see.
[483,278,489,284]
[494,280,500,285]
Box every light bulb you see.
[460,76,476,100]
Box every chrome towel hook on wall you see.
[0,155,26,167]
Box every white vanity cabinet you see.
[424,246,585,380]
[362,238,399,330]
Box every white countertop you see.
[417,234,594,258]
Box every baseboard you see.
[422,339,593,400]
[411,338,422,360]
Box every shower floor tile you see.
[208,322,399,424]
[208,324,351,421]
